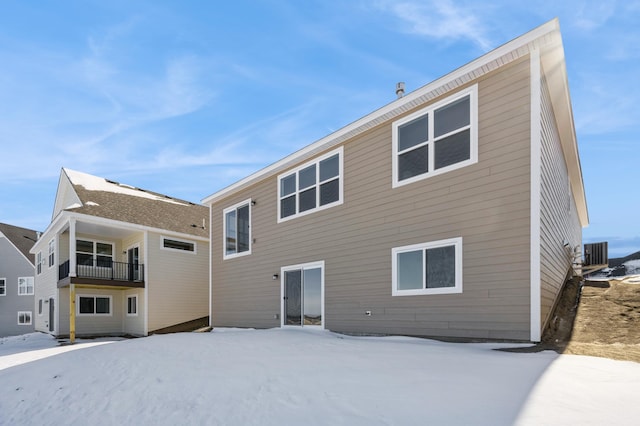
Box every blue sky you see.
[0,1,638,258]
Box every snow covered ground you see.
[1,329,638,425]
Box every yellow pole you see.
[69,284,76,344]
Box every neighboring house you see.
[30,168,209,338]
[0,223,38,337]
[203,19,588,342]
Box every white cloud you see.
[377,0,493,50]
[572,1,617,30]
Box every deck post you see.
[69,283,76,344]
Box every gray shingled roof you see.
[0,223,39,265]
[64,170,209,239]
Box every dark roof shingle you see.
[0,223,39,265]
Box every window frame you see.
[223,199,252,260]
[277,147,344,223]
[48,239,55,268]
[77,295,113,316]
[18,276,34,296]
[0,278,5,296]
[392,237,463,296]
[38,299,43,316]
[17,311,32,325]
[161,236,197,254]
[76,239,115,269]
[392,85,478,188]
[126,294,138,317]
[36,251,42,275]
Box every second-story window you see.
[76,240,114,267]
[223,200,251,259]
[392,85,478,187]
[18,277,34,295]
[48,239,55,268]
[36,252,42,275]
[278,147,343,222]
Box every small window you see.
[0,278,5,296]
[223,200,252,259]
[127,295,138,316]
[392,237,463,296]
[78,295,112,316]
[393,86,477,187]
[162,237,196,253]
[277,147,343,222]
[18,277,34,295]
[37,252,43,275]
[38,299,43,315]
[48,239,55,268]
[18,311,32,325]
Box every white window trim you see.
[222,198,252,260]
[160,236,197,254]
[280,260,325,329]
[126,294,138,317]
[0,278,6,296]
[76,294,113,316]
[392,85,478,188]
[17,311,32,325]
[17,276,34,296]
[36,251,43,275]
[392,237,463,296]
[48,238,55,268]
[277,147,344,223]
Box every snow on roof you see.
[64,168,190,206]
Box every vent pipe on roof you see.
[396,82,405,99]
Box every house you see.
[30,168,209,339]
[0,223,38,337]
[202,19,587,342]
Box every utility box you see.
[584,242,608,266]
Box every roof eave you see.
[202,19,562,205]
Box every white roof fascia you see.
[538,28,589,227]
[202,19,561,205]
[30,211,209,255]
[52,168,82,220]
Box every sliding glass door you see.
[282,261,324,328]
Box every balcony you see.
[58,258,145,288]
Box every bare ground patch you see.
[502,276,640,363]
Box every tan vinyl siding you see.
[539,75,582,329]
[211,57,533,340]
[146,232,209,332]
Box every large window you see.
[392,237,463,296]
[223,200,251,259]
[161,237,196,253]
[77,240,113,267]
[48,239,55,268]
[18,277,34,295]
[18,311,32,325]
[78,295,112,316]
[393,85,477,187]
[278,147,343,222]
[0,278,5,296]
